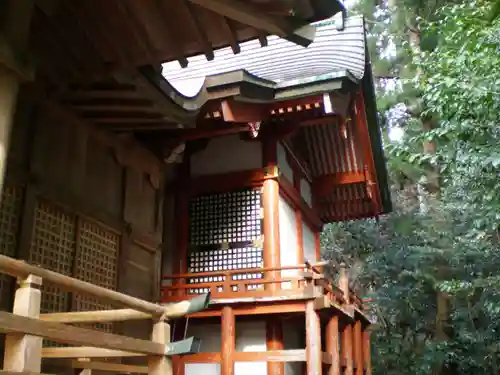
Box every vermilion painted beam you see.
[221,99,270,122]
[312,172,366,198]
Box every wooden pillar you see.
[4,275,43,372]
[363,329,372,375]
[353,321,363,375]
[314,232,321,262]
[262,139,280,291]
[326,316,340,375]
[266,317,284,375]
[174,158,190,296]
[0,66,20,196]
[305,300,321,375]
[341,323,353,375]
[149,320,173,375]
[339,264,349,304]
[221,306,235,375]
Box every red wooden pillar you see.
[326,316,340,375]
[305,300,322,375]
[341,323,354,375]
[221,306,235,375]
[314,231,321,262]
[174,158,190,297]
[353,320,363,375]
[262,139,280,291]
[266,317,285,375]
[363,329,372,375]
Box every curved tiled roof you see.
[162,16,367,95]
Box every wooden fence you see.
[0,254,209,375]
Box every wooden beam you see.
[313,172,366,198]
[63,89,142,100]
[234,350,306,362]
[3,275,42,373]
[221,17,240,54]
[39,294,210,323]
[221,100,270,123]
[0,311,166,355]
[353,321,363,375]
[71,359,148,374]
[187,0,316,46]
[305,300,322,375]
[41,347,146,359]
[221,306,235,375]
[184,0,215,61]
[0,254,210,317]
[71,105,160,114]
[266,317,284,375]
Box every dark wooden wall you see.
[0,85,168,345]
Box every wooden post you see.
[221,306,235,375]
[3,274,43,372]
[149,320,172,375]
[341,323,353,375]
[326,316,340,375]
[339,264,349,304]
[305,300,321,375]
[0,65,20,196]
[363,329,372,375]
[353,320,363,375]
[266,317,284,375]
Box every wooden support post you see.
[221,306,235,375]
[341,323,353,375]
[326,316,340,375]
[353,321,363,375]
[149,320,172,375]
[305,300,321,375]
[262,138,280,292]
[339,264,349,304]
[363,329,372,375]
[0,65,20,196]
[266,317,284,375]
[3,275,43,373]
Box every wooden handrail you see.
[163,261,329,280]
[0,255,210,318]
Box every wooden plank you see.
[234,350,306,362]
[41,347,145,359]
[71,359,148,374]
[0,254,210,317]
[221,306,235,375]
[0,311,166,355]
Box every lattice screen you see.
[188,188,263,294]
[0,186,23,309]
[73,219,119,332]
[30,200,76,314]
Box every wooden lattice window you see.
[73,219,119,332]
[188,188,264,294]
[0,186,23,309]
[30,200,76,314]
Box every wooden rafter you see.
[184,0,215,61]
[313,172,366,198]
[187,0,316,47]
[221,17,240,54]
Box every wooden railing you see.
[161,262,347,304]
[0,254,210,375]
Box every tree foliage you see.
[321,1,500,374]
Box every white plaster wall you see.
[283,319,303,375]
[300,179,312,207]
[279,196,299,288]
[277,142,294,183]
[302,222,317,263]
[185,323,221,375]
[190,134,262,176]
[235,321,267,375]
